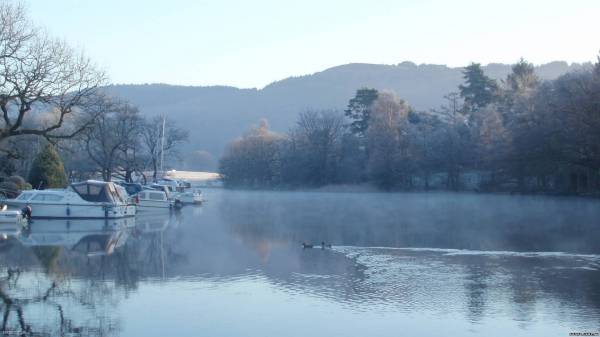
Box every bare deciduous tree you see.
[83,98,141,181]
[141,115,189,181]
[284,110,344,185]
[0,2,105,147]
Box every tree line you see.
[220,57,600,194]
[0,2,188,191]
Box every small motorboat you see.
[175,189,203,205]
[0,204,25,224]
[151,180,204,205]
[136,189,182,210]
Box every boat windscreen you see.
[16,192,33,200]
[71,183,115,203]
[122,184,142,196]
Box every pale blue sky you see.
[27,0,600,88]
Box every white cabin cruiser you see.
[136,189,181,210]
[176,189,203,204]
[5,180,136,219]
[0,205,23,241]
[151,180,204,205]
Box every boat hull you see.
[6,201,136,219]
[0,210,24,224]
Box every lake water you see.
[0,189,599,336]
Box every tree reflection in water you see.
[0,190,599,336]
[214,190,600,327]
[0,214,184,336]
[0,251,121,336]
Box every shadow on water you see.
[0,189,598,336]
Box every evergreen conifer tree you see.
[459,63,498,112]
[344,88,379,136]
[28,144,68,189]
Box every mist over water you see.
[219,189,600,253]
[0,189,599,336]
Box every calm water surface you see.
[0,189,599,336]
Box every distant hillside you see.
[108,61,590,169]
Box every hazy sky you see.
[27,0,600,88]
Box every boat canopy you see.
[69,181,126,203]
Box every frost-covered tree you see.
[219,120,284,187]
[366,91,411,188]
[0,2,105,146]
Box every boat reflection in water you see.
[0,213,181,337]
[18,217,135,257]
[0,221,22,239]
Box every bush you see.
[0,181,19,198]
[7,175,25,186]
[28,144,68,189]
[7,175,31,190]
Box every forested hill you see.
[108,61,588,169]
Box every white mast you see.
[159,114,166,179]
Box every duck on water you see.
[302,242,332,249]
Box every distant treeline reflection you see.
[219,58,600,195]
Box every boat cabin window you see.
[89,184,102,195]
[153,184,174,193]
[122,184,142,196]
[31,194,64,202]
[148,192,165,201]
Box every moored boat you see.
[0,205,24,225]
[151,179,204,205]
[136,189,181,210]
[5,180,136,219]
[175,189,204,204]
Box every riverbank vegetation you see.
[220,57,600,194]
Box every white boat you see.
[5,180,136,219]
[152,180,204,205]
[150,182,178,194]
[0,204,24,224]
[0,205,23,240]
[175,189,204,204]
[136,189,179,210]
